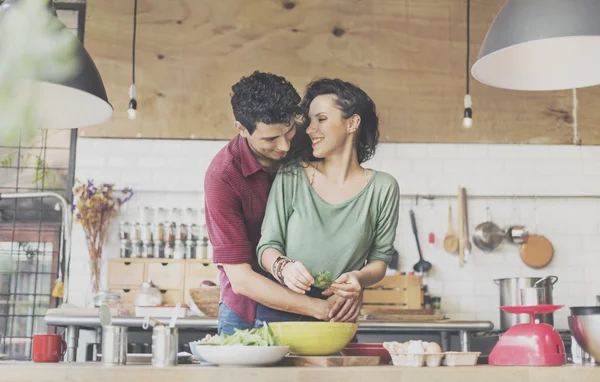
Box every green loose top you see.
[256,164,400,282]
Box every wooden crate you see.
[361,273,424,315]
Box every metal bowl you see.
[568,314,600,361]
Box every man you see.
[204,71,343,335]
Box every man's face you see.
[238,119,297,166]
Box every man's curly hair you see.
[230,71,302,135]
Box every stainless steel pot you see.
[493,275,558,330]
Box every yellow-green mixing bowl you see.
[268,322,358,356]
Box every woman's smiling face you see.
[306,94,354,159]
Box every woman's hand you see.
[327,292,363,322]
[324,271,362,299]
[281,261,314,294]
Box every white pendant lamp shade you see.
[471,0,600,91]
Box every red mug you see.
[32,334,67,363]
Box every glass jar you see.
[93,291,121,309]
[135,280,162,307]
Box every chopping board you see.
[281,355,380,367]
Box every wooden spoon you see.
[443,205,458,254]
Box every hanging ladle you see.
[410,210,432,273]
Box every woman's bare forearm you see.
[352,260,388,288]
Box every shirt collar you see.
[238,135,265,178]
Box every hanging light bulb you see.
[463,94,473,129]
[128,0,138,120]
[462,0,473,129]
[128,84,137,120]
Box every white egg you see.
[425,342,442,353]
[406,340,425,354]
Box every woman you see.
[256,78,400,323]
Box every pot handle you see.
[533,275,558,287]
[493,279,499,285]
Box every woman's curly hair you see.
[230,71,302,134]
[289,78,379,164]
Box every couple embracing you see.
[204,71,400,336]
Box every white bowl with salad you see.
[191,323,289,366]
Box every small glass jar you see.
[141,223,152,242]
[154,222,165,243]
[131,240,142,258]
[119,239,131,258]
[154,241,165,258]
[141,241,153,258]
[135,280,162,307]
[185,240,196,259]
[93,291,121,309]
[119,222,130,240]
[176,223,187,242]
[130,223,141,241]
[173,240,185,259]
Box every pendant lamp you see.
[471,0,600,91]
[0,0,113,129]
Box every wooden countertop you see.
[0,363,598,382]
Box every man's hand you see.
[325,271,362,299]
[327,291,363,322]
[281,261,314,294]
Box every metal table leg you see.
[65,325,80,362]
[440,332,450,352]
[94,328,101,361]
[459,330,470,352]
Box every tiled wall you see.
[69,137,600,330]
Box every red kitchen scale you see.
[488,304,566,366]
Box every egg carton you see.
[390,353,443,367]
[442,351,481,366]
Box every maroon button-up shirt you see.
[204,134,273,325]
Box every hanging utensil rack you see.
[405,193,600,205]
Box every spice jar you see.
[141,242,153,258]
[120,239,131,258]
[131,240,142,258]
[176,223,187,242]
[154,221,165,243]
[185,240,196,259]
[130,223,141,241]
[119,222,130,240]
[173,240,185,259]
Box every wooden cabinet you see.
[107,258,219,308]
[146,260,184,290]
[107,259,146,288]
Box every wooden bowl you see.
[189,286,220,317]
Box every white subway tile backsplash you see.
[443,160,475,175]
[68,138,600,329]
[457,145,489,159]
[474,281,499,297]
[488,145,521,159]
[472,160,504,174]
[374,143,398,160]
[75,155,105,168]
[137,156,167,168]
[396,144,428,158]
[107,156,133,168]
[427,145,459,159]
[584,267,600,282]
[412,159,444,175]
